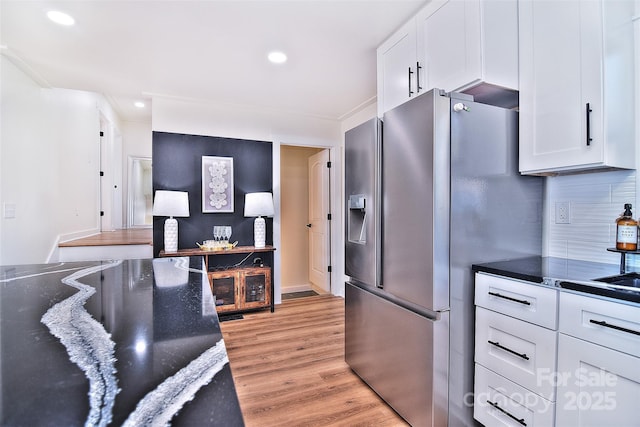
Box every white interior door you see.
[99,117,114,231]
[308,149,330,292]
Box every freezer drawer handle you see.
[488,340,530,360]
[486,400,527,426]
[589,319,640,336]
[488,291,531,306]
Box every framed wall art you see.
[202,156,234,213]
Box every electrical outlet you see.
[3,203,16,219]
[555,201,571,224]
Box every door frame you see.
[307,148,331,294]
[273,140,341,305]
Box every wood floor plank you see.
[58,228,152,247]
[220,294,409,427]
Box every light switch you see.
[4,203,16,219]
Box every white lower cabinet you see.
[555,292,640,426]
[474,364,555,427]
[556,334,640,427]
[474,273,558,426]
[475,272,640,426]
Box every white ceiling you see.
[1,0,427,123]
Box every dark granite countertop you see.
[473,256,640,305]
[0,256,244,426]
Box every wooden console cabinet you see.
[159,245,275,313]
[209,266,271,313]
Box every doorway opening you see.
[280,145,332,298]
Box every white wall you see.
[152,96,340,143]
[152,95,344,301]
[0,55,121,265]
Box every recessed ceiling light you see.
[134,101,145,108]
[268,51,287,64]
[47,10,75,26]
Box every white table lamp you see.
[244,192,274,248]
[153,190,190,253]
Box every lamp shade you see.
[244,192,274,217]
[152,190,190,218]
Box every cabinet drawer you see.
[474,364,555,427]
[476,307,557,400]
[475,273,558,329]
[559,292,640,356]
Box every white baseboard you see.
[58,228,101,244]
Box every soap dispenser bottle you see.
[616,203,638,250]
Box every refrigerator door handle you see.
[348,280,441,321]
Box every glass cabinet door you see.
[209,271,239,312]
[242,267,271,309]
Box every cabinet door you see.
[416,0,518,94]
[519,0,604,173]
[209,271,240,313]
[417,0,481,92]
[377,19,417,116]
[556,334,640,426]
[241,267,271,310]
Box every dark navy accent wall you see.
[152,132,273,258]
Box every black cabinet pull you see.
[487,400,527,426]
[586,102,593,146]
[488,340,530,360]
[590,319,640,336]
[488,291,531,306]
[408,67,414,97]
[416,62,423,93]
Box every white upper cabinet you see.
[416,0,518,95]
[519,0,636,175]
[377,0,519,117]
[377,19,420,116]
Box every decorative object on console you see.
[152,190,190,253]
[244,192,274,248]
[202,156,234,213]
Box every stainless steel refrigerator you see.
[345,89,542,426]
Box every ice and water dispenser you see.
[348,194,367,244]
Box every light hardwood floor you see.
[220,294,409,427]
[58,228,152,247]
